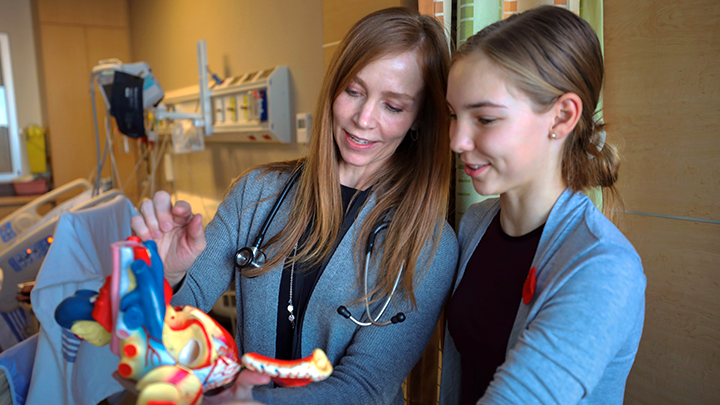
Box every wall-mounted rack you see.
[162,66,291,143]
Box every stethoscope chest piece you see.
[235,246,266,269]
[233,168,303,272]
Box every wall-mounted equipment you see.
[89,40,213,194]
[162,66,291,143]
[92,40,213,140]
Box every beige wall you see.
[128,0,324,213]
[604,0,720,403]
[323,0,416,68]
[0,0,43,129]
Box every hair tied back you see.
[588,119,606,159]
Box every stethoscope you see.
[234,168,406,327]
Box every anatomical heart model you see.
[55,237,332,405]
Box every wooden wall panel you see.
[604,0,720,404]
[84,28,131,72]
[604,0,720,220]
[37,0,128,27]
[622,215,720,404]
[39,24,95,185]
[36,0,139,202]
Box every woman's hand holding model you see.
[130,190,207,286]
[201,370,270,405]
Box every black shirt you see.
[446,212,544,404]
[275,185,371,361]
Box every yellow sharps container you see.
[25,125,47,174]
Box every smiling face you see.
[447,54,557,198]
[332,51,424,188]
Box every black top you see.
[275,185,372,361]
[446,212,544,404]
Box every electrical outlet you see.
[296,113,311,144]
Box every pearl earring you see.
[551,133,557,138]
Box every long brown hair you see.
[453,6,622,219]
[237,7,451,308]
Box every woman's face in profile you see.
[332,51,424,186]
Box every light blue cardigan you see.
[172,169,459,405]
[440,189,646,405]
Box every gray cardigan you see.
[439,189,646,405]
[172,169,459,405]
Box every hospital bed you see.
[0,183,123,312]
[0,179,91,252]
[0,193,136,405]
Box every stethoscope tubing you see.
[252,167,303,250]
[235,166,303,269]
[359,252,404,326]
[235,168,405,327]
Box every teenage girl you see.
[441,6,646,404]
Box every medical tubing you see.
[137,135,170,201]
[150,139,156,196]
[362,222,404,326]
[123,140,152,189]
[184,152,211,220]
[370,262,403,324]
[365,222,388,252]
[150,132,171,195]
[363,252,404,325]
[90,73,102,196]
[151,135,170,189]
[97,139,109,190]
[90,73,111,195]
[104,114,124,192]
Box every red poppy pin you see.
[523,266,537,305]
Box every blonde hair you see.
[454,6,622,219]
[236,7,451,308]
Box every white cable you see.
[184,153,211,220]
[87,165,97,186]
[90,72,114,195]
[153,136,170,185]
[138,135,170,201]
[90,72,102,196]
[150,140,156,196]
[123,142,152,189]
[104,114,124,193]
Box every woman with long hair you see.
[441,6,645,404]
[132,7,458,404]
